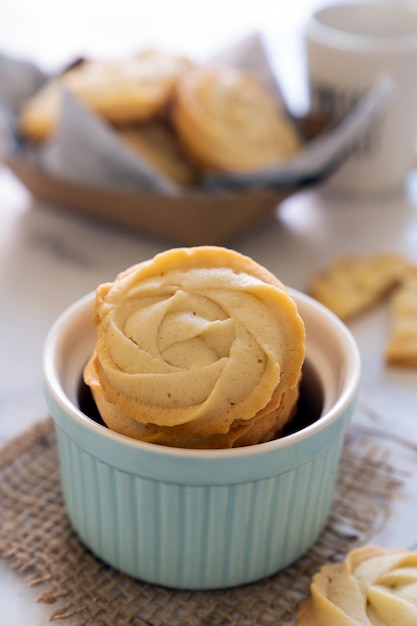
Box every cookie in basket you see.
[309,253,412,320]
[296,545,417,625]
[19,49,194,141]
[172,65,301,173]
[117,120,198,186]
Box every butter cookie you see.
[297,545,417,625]
[84,246,306,448]
[172,65,301,173]
[20,49,193,141]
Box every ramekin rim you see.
[43,288,361,460]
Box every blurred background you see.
[1,0,346,117]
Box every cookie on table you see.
[385,274,417,367]
[296,545,417,625]
[117,120,198,186]
[172,65,301,173]
[309,253,412,320]
[19,49,194,141]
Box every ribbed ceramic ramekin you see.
[43,288,360,590]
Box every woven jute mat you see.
[0,417,404,625]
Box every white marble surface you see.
[1,0,417,622]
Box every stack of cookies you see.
[83,246,306,448]
[18,49,301,187]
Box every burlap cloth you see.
[0,417,404,625]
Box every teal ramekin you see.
[43,288,360,590]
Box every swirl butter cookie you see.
[19,49,193,141]
[172,66,301,173]
[83,246,306,448]
[296,545,417,625]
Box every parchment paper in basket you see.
[0,48,174,192]
[0,52,45,112]
[0,52,46,158]
[40,90,180,194]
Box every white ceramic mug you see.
[305,1,417,195]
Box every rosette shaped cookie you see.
[297,545,417,626]
[172,66,301,173]
[84,246,306,448]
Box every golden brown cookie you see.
[172,65,301,173]
[19,49,194,141]
[385,274,417,367]
[309,253,412,320]
[84,246,306,448]
[296,545,417,625]
[117,120,198,186]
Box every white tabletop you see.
[1,1,417,622]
